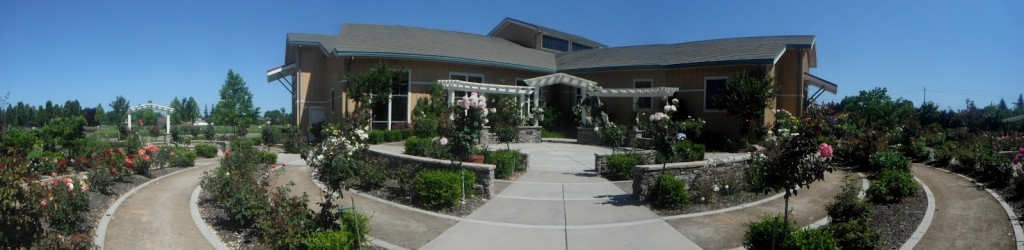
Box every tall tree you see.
[916,101,941,127]
[999,98,1008,111]
[213,69,259,135]
[203,104,210,121]
[712,71,779,138]
[169,97,181,124]
[108,96,130,127]
[94,104,106,126]
[1015,94,1024,113]
[185,97,200,123]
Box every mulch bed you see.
[651,190,778,216]
[866,184,928,249]
[358,182,489,217]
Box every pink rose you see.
[819,143,834,158]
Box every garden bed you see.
[866,184,927,249]
[650,189,777,216]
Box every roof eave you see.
[335,51,556,73]
[559,59,775,73]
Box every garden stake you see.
[352,197,361,249]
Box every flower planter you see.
[469,155,485,164]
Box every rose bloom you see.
[819,143,834,158]
[439,137,449,146]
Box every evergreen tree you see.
[63,100,82,118]
[999,98,1008,111]
[213,69,259,135]
[108,96,130,127]
[170,97,181,124]
[94,104,106,126]
[186,97,200,123]
[1015,94,1024,113]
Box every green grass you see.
[540,128,565,138]
[86,124,264,140]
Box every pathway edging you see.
[804,172,871,230]
[920,164,1024,249]
[190,186,230,250]
[899,175,936,249]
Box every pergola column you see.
[127,113,132,129]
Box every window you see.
[542,35,569,52]
[634,79,653,110]
[372,70,411,130]
[449,72,484,98]
[572,42,593,51]
[705,77,728,111]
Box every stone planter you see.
[479,126,543,144]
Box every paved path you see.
[421,143,701,250]
[103,158,219,249]
[912,164,1016,250]
[664,170,847,250]
[268,154,459,249]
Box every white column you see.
[165,112,171,135]
[387,96,393,131]
[127,113,132,130]
[448,90,455,105]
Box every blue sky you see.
[2,0,1022,113]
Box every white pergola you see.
[437,79,537,114]
[127,103,175,135]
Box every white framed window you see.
[634,79,653,110]
[449,72,484,98]
[372,70,411,130]
[704,76,728,112]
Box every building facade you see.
[268,18,837,136]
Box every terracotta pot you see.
[469,155,485,164]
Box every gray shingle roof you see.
[336,24,556,72]
[490,18,607,48]
[555,35,815,72]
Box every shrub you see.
[745,163,768,193]
[339,210,371,248]
[784,227,839,250]
[262,126,280,146]
[169,148,197,167]
[599,123,627,147]
[488,149,523,180]
[404,136,431,156]
[43,178,90,235]
[257,186,314,249]
[413,169,474,210]
[494,125,519,146]
[743,215,796,250]
[671,140,705,162]
[367,130,386,144]
[867,168,918,202]
[195,144,218,158]
[0,160,44,248]
[827,220,878,250]
[260,151,278,165]
[355,159,387,190]
[826,177,870,223]
[87,168,116,194]
[904,140,930,162]
[650,173,691,210]
[868,150,910,172]
[304,229,353,250]
[413,116,439,138]
[199,141,268,226]
[605,154,638,181]
[978,150,1012,185]
[203,125,215,140]
[1,128,37,157]
[280,125,304,153]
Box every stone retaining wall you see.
[594,148,658,174]
[480,126,543,144]
[368,148,497,198]
[631,155,751,201]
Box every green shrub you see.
[262,126,280,146]
[743,215,796,250]
[195,144,218,158]
[605,154,638,181]
[487,149,523,180]
[304,229,353,250]
[44,179,90,235]
[745,162,768,193]
[1,128,37,157]
[494,125,519,145]
[671,140,705,162]
[260,151,278,165]
[650,173,691,210]
[339,210,371,248]
[826,177,870,223]
[413,169,474,210]
[257,186,314,249]
[868,150,910,172]
[867,168,918,202]
[978,150,1012,185]
[199,142,268,226]
[203,125,215,140]
[404,136,431,156]
[904,140,930,161]
[280,125,304,154]
[355,159,387,190]
[541,128,565,138]
[413,117,439,138]
[169,148,197,167]
[599,123,627,147]
[250,137,263,146]
[827,220,878,250]
[367,130,386,144]
[784,227,839,250]
[0,161,44,247]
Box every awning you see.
[523,73,598,90]
[267,63,297,82]
[804,73,838,94]
[591,87,680,98]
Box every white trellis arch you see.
[127,103,175,135]
[524,73,679,111]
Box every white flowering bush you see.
[450,92,487,160]
[303,123,370,191]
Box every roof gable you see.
[489,17,607,49]
[556,35,815,72]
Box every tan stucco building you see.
[268,17,837,136]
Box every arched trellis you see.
[524,73,679,126]
[127,103,175,136]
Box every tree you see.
[203,104,210,121]
[213,69,259,136]
[712,71,779,138]
[347,63,407,108]
[1015,94,1024,113]
[63,100,82,118]
[185,97,200,123]
[263,108,290,125]
[999,98,1009,111]
[94,104,106,126]
[169,97,182,124]
[916,102,941,127]
[108,96,130,127]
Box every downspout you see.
[796,50,805,116]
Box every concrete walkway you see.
[421,143,701,250]
[912,164,1016,249]
[103,158,219,249]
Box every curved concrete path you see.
[421,143,701,250]
[102,158,219,249]
[911,163,1016,249]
